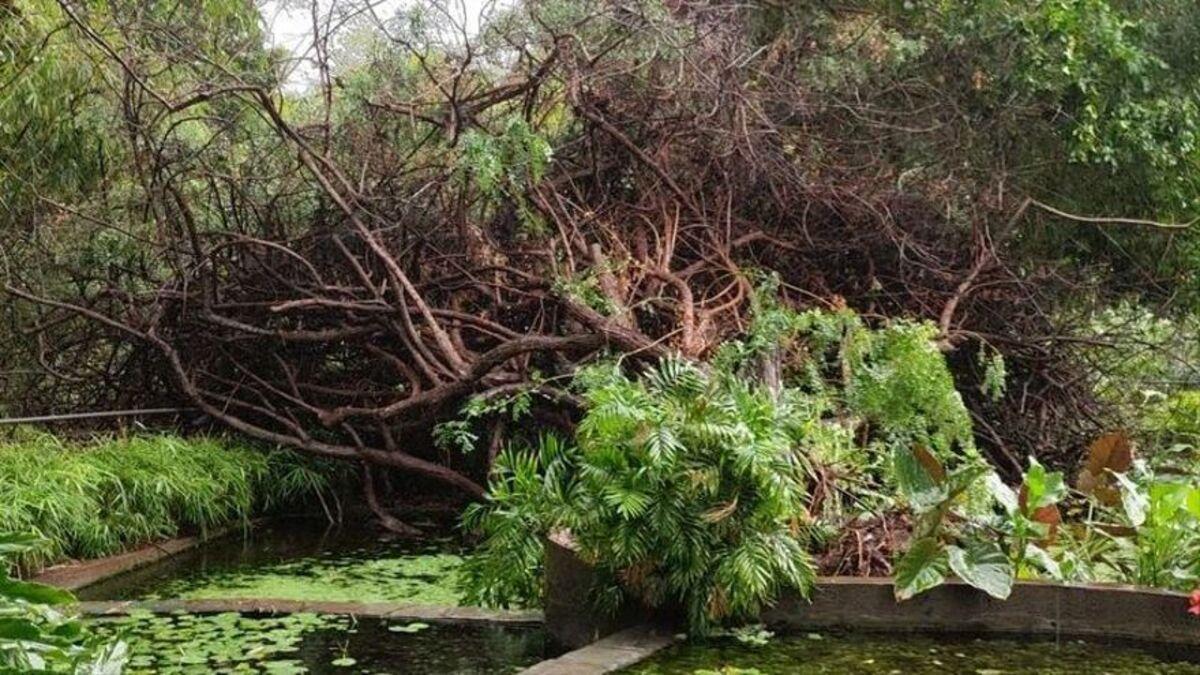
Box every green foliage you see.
[891,454,1075,601]
[465,358,816,633]
[1102,468,1200,590]
[0,533,127,673]
[978,347,1007,403]
[895,0,1200,213]
[0,431,336,572]
[460,434,574,609]
[432,384,540,454]
[459,116,554,235]
[0,0,107,224]
[465,304,980,631]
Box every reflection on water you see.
[623,631,1200,674]
[91,611,549,674]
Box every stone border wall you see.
[32,525,245,591]
[546,537,1200,651]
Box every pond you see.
[77,519,554,673]
[89,611,548,674]
[623,632,1200,674]
[78,518,466,605]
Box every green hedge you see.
[0,429,335,571]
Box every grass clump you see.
[0,429,336,571]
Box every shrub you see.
[463,305,981,632]
[465,358,816,634]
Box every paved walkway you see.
[519,625,676,674]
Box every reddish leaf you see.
[1018,486,1061,543]
[1077,432,1134,506]
[913,446,946,484]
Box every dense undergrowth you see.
[0,430,336,572]
[463,305,1200,633]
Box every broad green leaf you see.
[1148,482,1190,524]
[0,618,41,641]
[948,542,1013,600]
[944,465,989,501]
[0,578,76,605]
[893,447,943,509]
[1023,544,1062,580]
[83,640,130,675]
[986,472,1018,515]
[1113,472,1147,527]
[894,537,949,601]
[1022,459,1066,510]
[1187,488,1200,519]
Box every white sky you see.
[258,0,492,90]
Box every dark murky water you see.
[90,611,548,674]
[623,631,1200,674]
[81,519,552,673]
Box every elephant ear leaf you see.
[894,537,948,601]
[894,447,943,505]
[948,542,1013,600]
[0,578,75,605]
[1077,432,1133,506]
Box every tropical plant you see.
[464,302,986,631]
[0,532,126,673]
[465,356,818,634]
[892,454,1068,601]
[1104,468,1200,590]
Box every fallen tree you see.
[5,0,1193,509]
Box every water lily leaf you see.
[331,656,357,667]
[387,621,431,633]
[948,542,1013,600]
[894,537,949,601]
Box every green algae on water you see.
[145,552,465,605]
[623,633,1200,674]
[79,521,469,607]
[89,612,550,674]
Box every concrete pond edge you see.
[518,624,678,675]
[32,523,249,591]
[544,535,1200,669]
[36,520,543,627]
